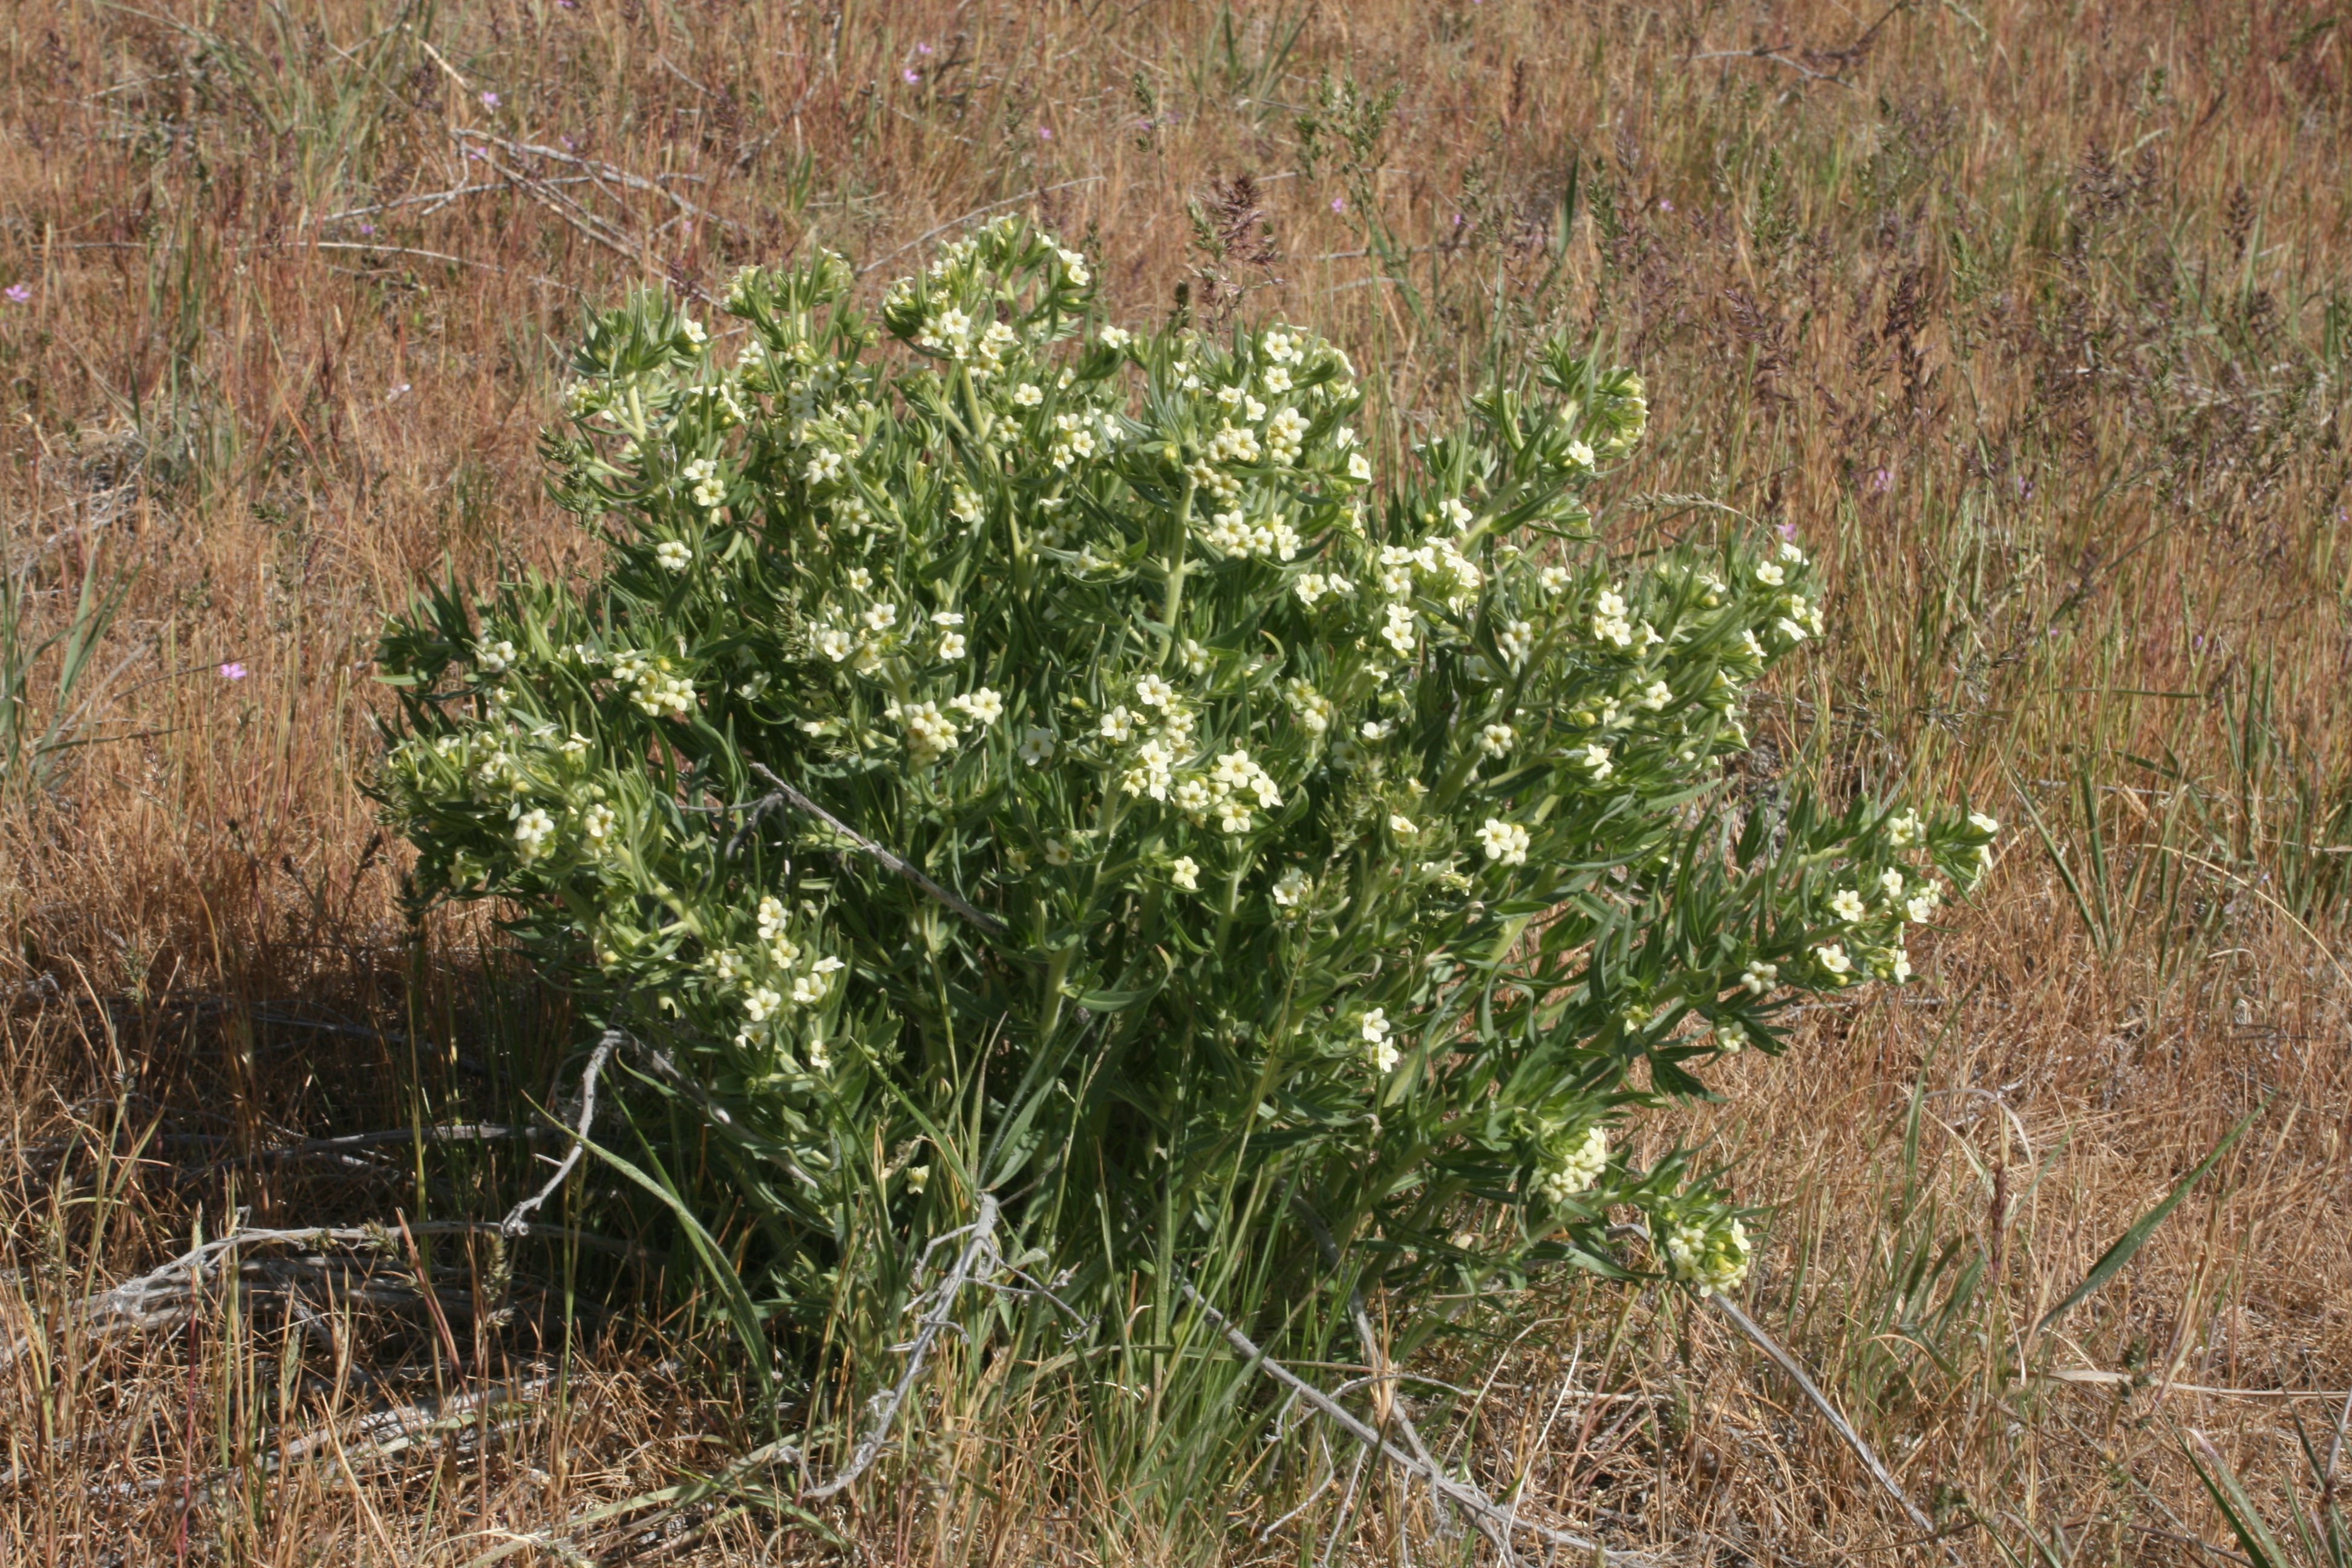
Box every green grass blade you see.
[2034,1100,2264,1340]
[2184,1432,2293,1568]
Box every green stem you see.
[1157,477,1198,658]
[1036,944,1076,1046]
[1212,853,1248,955]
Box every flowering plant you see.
[373,220,1996,1353]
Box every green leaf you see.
[581,1122,775,1408]
[2183,1432,2292,1568]
[2035,1100,2264,1339]
[1074,985,1160,1013]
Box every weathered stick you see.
[803,1194,1002,1500]
[1178,1281,1656,1565]
[747,763,1010,940]
[1707,1292,1963,1563]
[1,1220,638,1369]
[501,1031,619,1236]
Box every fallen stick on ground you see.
[1,1220,644,1369]
[1178,1280,1656,1566]
[2045,1367,2352,1400]
[1287,1198,1461,1540]
[457,1195,1007,1567]
[1705,1291,1965,1564]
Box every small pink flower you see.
[358,222,377,236]
[1331,196,1347,213]
[1037,125,1053,140]
[1658,198,1674,212]
[2,284,28,304]
[1775,521,1797,540]
[916,41,933,54]
[480,90,500,109]
[903,68,920,83]
[219,662,247,681]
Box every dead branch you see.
[502,1031,618,1236]
[1707,1292,1962,1563]
[1178,1281,1656,1565]
[802,1193,1002,1500]
[2,1220,643,1369]
[745,763,1011,941]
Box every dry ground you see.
[2,0,2349,1562]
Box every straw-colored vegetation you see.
[3,0,2347,1562]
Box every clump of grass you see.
[3,0,2348,1561]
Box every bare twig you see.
[803,1194,1002,1500]
[2318,1378,2352,1509]
[746,763,1010,941]
[472,150,653,276]
[1255,1431,1338,1541]
[1707,1292,1962,1563]
[5,1122,545,1172]
[2,1221,639,1370]
[1289,1198,1462,1542]
[619,1033,822,1190]
[540,1192,1010,1556]
[322,177,596,223]
[502,1031,618,1236]
[1177,1281,1655,1564]
[15,1377,560,1497]
[450,128,746,237]
[2044,1367,2352,1401]
[1690,44,1852,85]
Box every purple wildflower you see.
[219,662,248,681]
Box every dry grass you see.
[2,0,2348,1561]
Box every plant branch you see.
[3,1221,641,1369]
[1288,1197,1457,1537]
[801,1193,1002,1500]
[1178,1280,1655,1564]
[747,763,1011,941]
[1706,1291,1962,1563]
[501,1031,618,1236]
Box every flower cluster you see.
[1660,1209,1753,1296]
[1532,1125,1609,1206]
